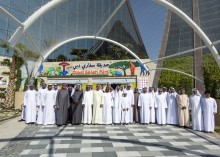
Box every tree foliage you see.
[1,59,11,66]
[16,43,40,60]
[158,56,194,95]
[70,48,88,61]
[108,43,134,60]
[158,54,220,98]
[56,54,67,62]
[203,54,220,98]
[0,40,38,108]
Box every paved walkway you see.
[16,124,220,157]
[0,116,26,149]
[0,121,41,157]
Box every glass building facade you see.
[199,0,220,52]
[0,0,148,61]
[153,0,220,88]
[165,0,194,56]
[164,0,220,56]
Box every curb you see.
[0,114,20,124]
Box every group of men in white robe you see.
[22,82,218,133]
[159,87,217,133]
[84,83,134,125]
[22,83,58,125]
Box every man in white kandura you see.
[201,91,217,133]
[189,88,204,131]
[138,87,152,124]
[113,85,122,124]
[20,85,29,122]
[23,84,37,124]
[103,82,111,92]
[43,84,56,125]
[92,84,104,124]
[124,83,134,123]
[121,92,130,124]
[82,85,93,124]
[53,84,58,98]
[166,87,179,125]
[162,87,169,103]
[103,87,113,125]
[155,89,167,125]
[149,87,156,124]
[37,83,47,125]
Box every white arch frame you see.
[33,36,147,77]
[6,0,220,67]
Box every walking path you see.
[19,124,220,157]
[0,116,26,149]
[1,119,220,157]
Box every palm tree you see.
[0,41,16,109]
[0,41,40,109]
[16,43,40,60]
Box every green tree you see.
[56,54,67,62]
[1,59,11,66]
[16,43,40,60]
[109,61,137,76]
[0,41,39,108]
[158,56,194,95]
[86,53,97,60]
[203,54,220,98]
[99,54,113,60]
[108,43,134,59]
[0,44,17,108]
[70,48,88,61]
[158,54,220,97]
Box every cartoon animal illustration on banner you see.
[38,65,44,76]
[56,67,62,76]
[109,61,137,76]
[110,70,122,76]
[43,67,55,76]
[38,60,150,77]
[136,61,150,76]
[129,61,136,76]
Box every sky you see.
[130,0,167,59]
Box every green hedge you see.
[158,54,220,98]
[203,54,220,99]
[158,56,194,95]
[0,88,6,91]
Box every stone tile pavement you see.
[14,124,220,157]
[0,120,41,157]
[0,116,26,149]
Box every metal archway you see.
[33,36,147,77]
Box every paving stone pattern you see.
[0,124,41,157]
[18,124,220,157]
